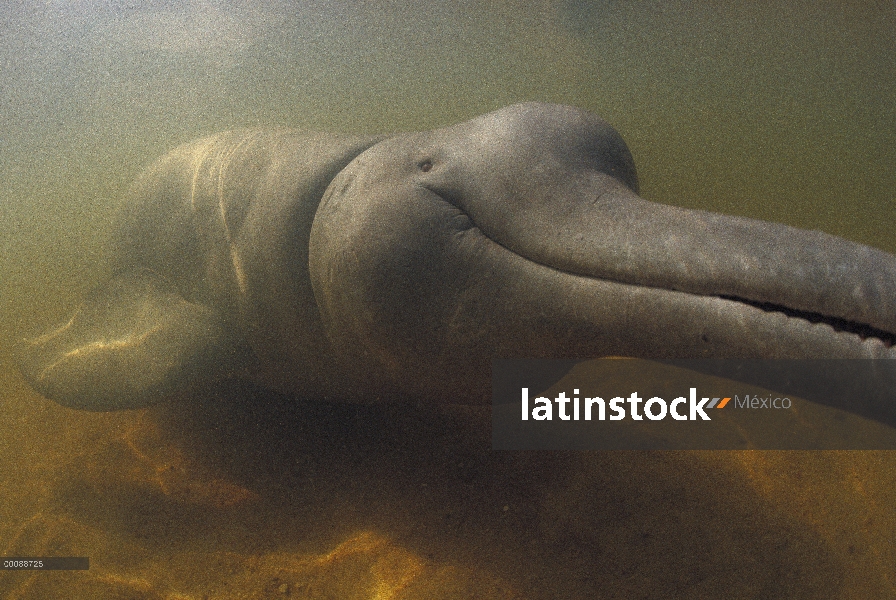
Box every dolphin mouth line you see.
[575,267,896,351]
[582,269,896,351]
[717,294,895,348]
[575,268,896,350]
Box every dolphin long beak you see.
[494,184,896,345]
[461,183,896,359]
[449,202,896,393]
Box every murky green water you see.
[1,2,895,598]
[2,2,894,330]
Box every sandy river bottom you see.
[1,356,895,599]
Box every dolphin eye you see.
[419,160,432,172]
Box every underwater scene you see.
[1,1,895,598]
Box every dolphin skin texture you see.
[15,103,896,414]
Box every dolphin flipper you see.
[16,268,244,411]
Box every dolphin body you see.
[15,103,896,417]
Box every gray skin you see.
[15,103,896,413]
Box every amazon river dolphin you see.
[15,103,896,415]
